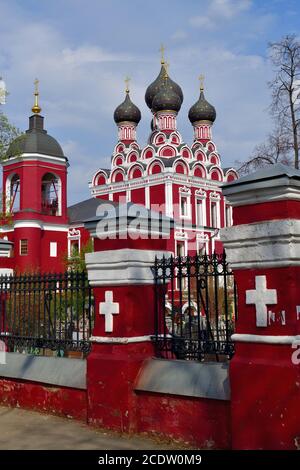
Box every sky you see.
[0,0,300,204]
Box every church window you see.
[176,240,185,257]
[41,173,61,216]
[50,242,57,257]
[196,200,204,226]
[180,196,189,217]
[211,202,218,228]
[20,239,28,256]
[225,205,232,227]
[7,174,20,213]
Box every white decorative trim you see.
[223,180,300,207]
[13,221,69,232]
[2,153,67,167]
[165,180,173,217]
[209,191,221,200]
[231,333,300,345]
[90,335,153,344]
[195,188,206,198]
[221,219,300,269]
[85,249,173,286]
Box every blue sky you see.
[1,0,300,204]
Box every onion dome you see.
[152,75,182,113]
[113,89,141,124]
[6,80,65,158]
[145,64,183,110]
[188,79,216,124]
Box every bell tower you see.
[1,80,69,272]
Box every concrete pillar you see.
[84,202,173,432]
[221,164,300,450]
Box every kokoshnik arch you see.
[0,55,238,273]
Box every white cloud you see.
[171,30,188,41]
[190,0,252,29]
[189,16,215,30]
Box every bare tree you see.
[237,126,292,175]
[269,34,300,169]
[237,35,300,175]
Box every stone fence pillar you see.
[221,164,300,450]
[84,203,173,432]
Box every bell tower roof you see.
[6,80,65,159]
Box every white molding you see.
[85,249,173,286]
[232,333,300,345]
[165,180,173,217]
[0,268,13,276]
[223,181,300,207]
[90,335,153,344]
[221,219,300,269]
[13,221,69,232]
[2,153,67,167]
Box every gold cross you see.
[199,74,205,91]
[125,76,130,93]
[34,78,39,95]
[163,61,169,79]
[160,43,165,64]
[32,78,41,114]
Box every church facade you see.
[0,58,237,273]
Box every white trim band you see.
[221,219,300,269]
[231,333,300,345]
[85,249,173,286]
[90,335,153,344]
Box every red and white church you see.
[0,59,238,273]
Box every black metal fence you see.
[0,271,94,356]
[153,252,237,361]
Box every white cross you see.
[246,275,277,327]
[99,291,119,333]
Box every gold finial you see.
[32,78,41,114]
[199,74,205,91]
[124,76,130,94]
[160,43,165,64]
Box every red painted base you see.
[230,343,300,450]
[136,392,231,449]
[0,378,87,421]
[87,342,155,432]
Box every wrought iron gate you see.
[153,252,237,361]
[0,271,94,356]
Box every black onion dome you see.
[113,92,141,124]
[6,114,65,158]
[145,65,183,110]
[152,77,182,113]
[188,90,216,124]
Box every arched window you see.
[41,173,61,216]
[7,174,20,213]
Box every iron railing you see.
[0,271,94,356]
[153,252,237,361]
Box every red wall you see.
[136,392,231,449]
[0,378,87,421]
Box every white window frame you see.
[68,228,81,258]
[195,190,207,227]
[209,191,221,229]
[196,233,209,255]
[225,204,233,227]
[50,242,57,258]
[179,187,191,220]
